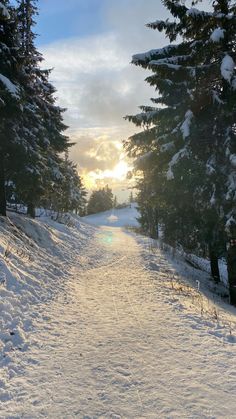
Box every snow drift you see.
[0,212,95,395]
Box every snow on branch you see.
[221,55,235,83]
[212,90,224,105]
[132,44,180,65]
[180,110,193,139]
[0,2,10,19]
[230,154,236,169]
[167,147,189,180]
[226,172,236,202]
[186,8,212,18]
[147,60,210,76]
[210,27,225,43]
[206,159,216,175]
[149,54,191,68]
[0,74,20,98]
[226,214,236,234]
[187,8,235,20]
[160,141,174,152]
[125,109,159,127]
[149,61,181,70]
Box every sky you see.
[34,0,207,201]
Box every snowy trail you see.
[3,227,236,418]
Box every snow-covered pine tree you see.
[17,0,37,57]
[0,0,84,220]
[41,152,87,216]
[87,186,113,215]
[125,0,236,286]
[58,152,86,215]
[125,17,202,246]
[75,176,87,216]
[0,1,24,216]
[15,0,70,217]
[156,0,236,284]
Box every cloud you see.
[72,134,121,173]
[42,31,156,130]
[105,0,169,49]
[41,0,170,194]
[41,0,170,131]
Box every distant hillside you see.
[83,203,140,227]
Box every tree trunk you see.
[150,225,158,239]
[27,202,35,218]
[227,243,236,306]
[149,220,158,239]
[209,246,220,283]
[0,160,6,216]
[154,209,159,239]
[148,208,159,239]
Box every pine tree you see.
[87,186,113,215]
[13,0,70,217]
[0,1,24,216]
[75,177,87,216]
[59,153,87,215]
[125,0,236,287]
[0,0,83,222]
[40,152,87,216]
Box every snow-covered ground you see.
[1,207,236,417]
[0,212,96,402]
[83,203,140,227]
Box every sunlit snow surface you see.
[1,210,236,417]
[83,203,140,227]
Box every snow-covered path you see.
[3,227,236,418]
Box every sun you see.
[82,160,132,191]
[99,160,130,181]
[111,161,130,180]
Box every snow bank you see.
[0,212,95,393]
[134,233,233,334]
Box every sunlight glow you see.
[95,160,130,181]
[83,160,132,190]
[109,161,130,180]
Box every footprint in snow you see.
[116,367,131,377]
[148,261,160,271]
